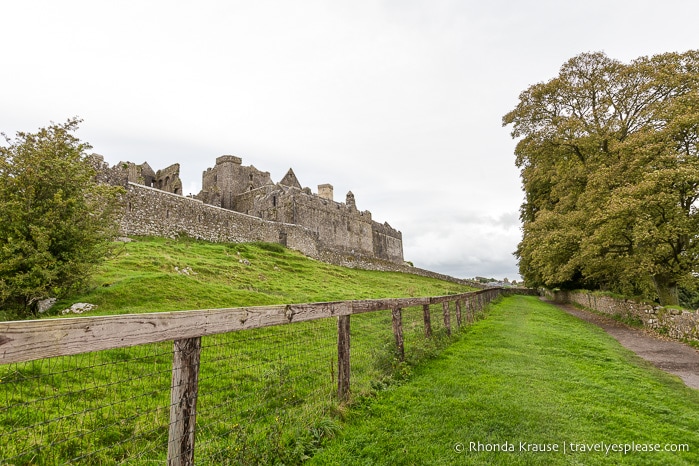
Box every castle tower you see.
[198,155,274,210]
[214,156,242,210]
[318,184,333,201]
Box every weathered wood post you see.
[168,337,202,466]
[392,307,405,361]
[443,301,451,336]
[337,315,351,402]
[423,304,432,338]
[455,299,462,328]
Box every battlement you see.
[215,155,242,165]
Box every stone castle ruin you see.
[93,155,404,266]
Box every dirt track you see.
[546,300,699,390]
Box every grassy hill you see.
[2,236,481,464]
[45,236,476,317]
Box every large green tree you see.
[0,118,123,315]
[503,51,699,305]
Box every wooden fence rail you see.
[0,287,510,465]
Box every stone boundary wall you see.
[545,290,699,342]
[121,183,320,257]
[315,248,482,287]
[119,183,479,285]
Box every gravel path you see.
[546,300,699,390]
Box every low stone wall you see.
[316,248,482,287]
[545,290,699,342]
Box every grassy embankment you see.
[310,295,699,465]
[47,236,473,316]
[1,236,478,464]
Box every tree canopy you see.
[0,118,123,315]
[503,51,699,305]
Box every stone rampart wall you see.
[120,183,319,257]
[545,290,699,342]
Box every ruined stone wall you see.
[120,183,319,258]
[154,163,183,194]
[371,221,404,263]
[291,191,375,256]
[265,191,398,261]
[547,290,699,342]
[231,185,281,219]
[232,185,392,259]
[89,155,154,187]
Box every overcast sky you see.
[2,1,698,281]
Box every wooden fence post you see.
[168,337,202,466]
[337,315,351,402]
[392,307,404,361]
[455,299,462,328]
[423,304,432,338]
[443,301,451,336]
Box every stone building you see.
[94,154,404,265]
[195,156,403,263]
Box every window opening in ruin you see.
[273,195,277,207]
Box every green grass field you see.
[310,295,699,465]
[37,236,474,318]
[0,236,477,464]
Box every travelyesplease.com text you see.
[454,441,689,455]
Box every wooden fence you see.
[0,287,507,465]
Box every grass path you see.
[309,295,699,465]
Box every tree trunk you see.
[653,273,679,306]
